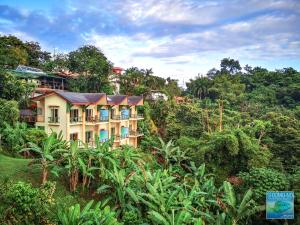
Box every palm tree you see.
[221,181,263,225]
[20,132,66,184]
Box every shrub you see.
[0,181,55,224]
[239,168,289,202]
[57,200,120,225]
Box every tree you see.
[57,200,120,225]
[67,45,113,93]
[221,181,263,225]
[239,168,289,202]
[42,53,68,72]
[0,35,28,68]
[0,181,56,224]
[154,137,188,166]
[186,76,212,99]
[0,69,35,103]
[220,58,241,75]
[68,45,111,75]
[0,99,19,128]
[61,140,84,192]
[1,122,27,152]
[24,41,51,68]
[20,132,66,184]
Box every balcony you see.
[98,116,109,122]
[120,133,129,139]
[129,130,144,137]
[70,117,82,123]
[111,114,130,120]
[20,115,36,123]
[86,116,96,123]
[48,117,59,124]
[130,114,144,119]
[111,135,120,142]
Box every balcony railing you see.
[85,116,109,123]
[20,115,36,123]
[130,114,144,119]
[120,134,129,139]
[111,135,120,142]
[98,116,109,122]
[129,130,144,136]
[100,138,109,143]
[48,117,59,123]
[85,116,96,123]
[70,117,82,123]
[111,114,130,120]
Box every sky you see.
[0,0,300,85]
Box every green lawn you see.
[0,154,88,205]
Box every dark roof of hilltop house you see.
[107,95,127,105]
[55,91,106,104]
[8,69,65,80]
[31,91,143,106]
[128,96,143,105]
[31,90,106,105]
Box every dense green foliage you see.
[0,181,55,224]
[0,35,299,224]
[239,168,289,202]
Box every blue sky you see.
[0,0,300,84]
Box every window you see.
[70,133,78,141]
[111,127,115,137]
[121,126,129,139]
[100,129,108,142]
[70,109,79,122]
[111,109,115,118]
[50,107,59,123]
[85,109,93,121]
[85,131,93,143]
[121,108,129,119]
[99,109,109,121]
[37,108,42,115]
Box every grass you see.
[0,153,89,206]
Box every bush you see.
[25,128,48,147]
[0,98,19,128]
[0,181,55,224]
[239,168,289,202]
[57,200,120,225]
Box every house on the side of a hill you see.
[31,90,144,148]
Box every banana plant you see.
[154,137,182,166]
[59,140,85,192]
[19,132,66,184]
[57,200,120,225]
[221,181,264,225]
[97,166,140,217]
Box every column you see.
[82,108,86,143]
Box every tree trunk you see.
[205,109,211,133]
[219,100,224,132]
[42,164,48,184]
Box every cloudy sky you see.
[0,0,300,84]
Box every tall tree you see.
[24,41,51,68]
[220,58,241,75]
[0,35,28,68]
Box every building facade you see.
[32,91,144,148]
